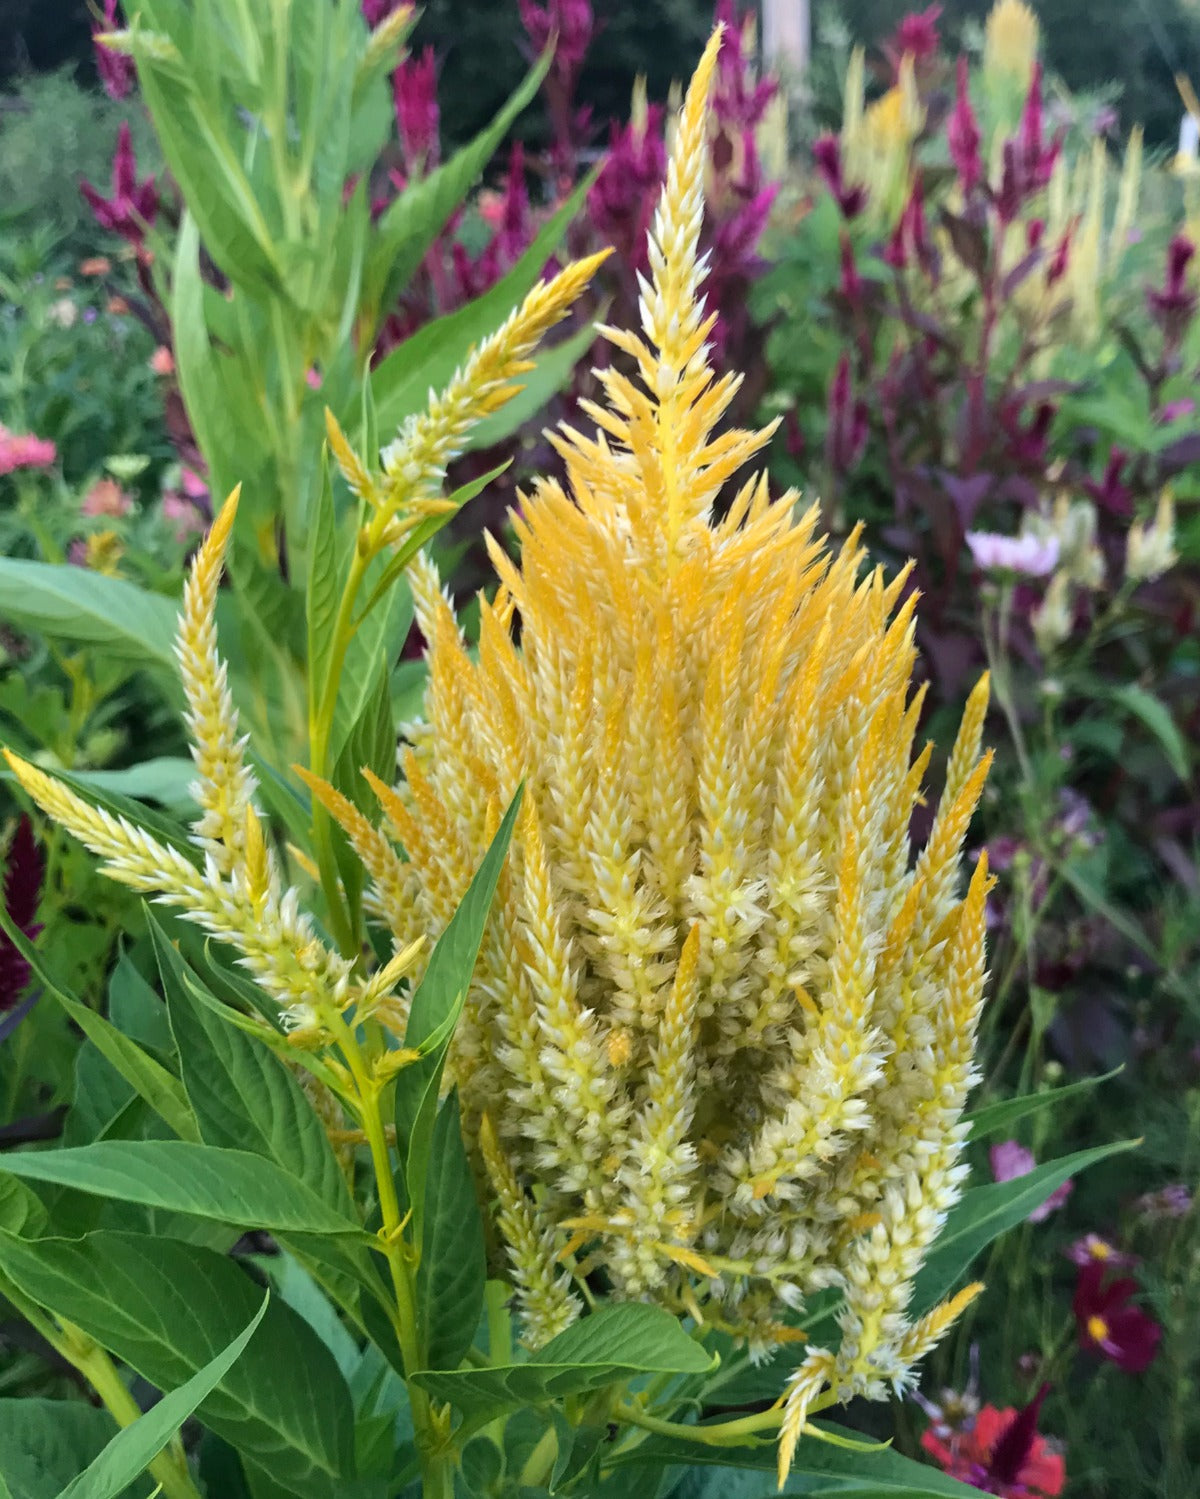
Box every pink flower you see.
[180,465,210,503]
[81,478,132,519]
[1134,1184,1192,1220]
[989,1140,1073,1221]
[0,426,57,476]
[392,46,440,173]
[80,123,158,247]
[1158,398,1196,425]
[161,492,205,544]
[1065,1234,1139,1268]
[519,0,593,79]
[149,345,175,376]
[966,531,1060,578]
[92,0,135,101]
[948,58,983,196]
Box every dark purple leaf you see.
[1155,433,1200,477]
[0,817,44,1014]
[938,471,993,525]
[1001,247,1044,299]
[939,208,988,277]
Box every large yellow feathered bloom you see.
[334,26,991,1473]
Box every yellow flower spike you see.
[778,1349,837,1489]
[324,407,378,507]
[326,24,998,1474]
[479,1113,581,1348]
[984,0,1040,87]
[176,484,257,875]
[292,763,413,943]
[364,249,611,558]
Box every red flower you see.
[80,123,158,248]
[885,5,942,75]
[826,354,869,475]
[948,57,983,195]
[1147,234,1197,341]
[994,64,1061,223]
[812,134,867,220]
[392,46,440,173]
[1073,1263,1162,1373]
[0,817,44,1013]
[922,1385,1065,1498]
[93,0,135,101]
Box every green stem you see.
[321,1009,453,1497]
[307,546,370,957]
[612,1399,786,1446]
[518,1424,560,1488]
[0,1276,202,1499]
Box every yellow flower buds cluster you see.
[332,27,993,1472]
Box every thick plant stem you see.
[323,1008,454,1498]
[0,1274,202,1499]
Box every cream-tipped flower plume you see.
[317,25,994,1475]
[3,241,605,1052]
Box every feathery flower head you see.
[80,123,158,248]
[0,817,44,1013]
[984,0,1040,89]
[92,0,135,101]
[325,26,994,1475]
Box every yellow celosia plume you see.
[321,23,994,1477]
[984,0,1040,88]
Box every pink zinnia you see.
[0,425,57,477]
[81,478,132,519]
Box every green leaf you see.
[466,319,598,452]
[154,920,352,1213]
[0,1177,46,1238]
[416,1092,486,1370]
[0,1232,356,1496]
[307,453,343,694]
[0,908,199,1144]
[0,559,179,665]
[328,568,413,770]
[136,59,283,297]
[364,47,552,328]
[638,1424,983,1495]
[0,1141,366,1238]
[1107,683,1190,781]
[54,1294,269,1499]
[395,788,522,1238]
[967,1066,1123,1139]
[911,1137,1140,1315]
[412,1303,714,1421]
[0,1400,149,1499]
[56,759,197,814]
[370,170,596,435]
